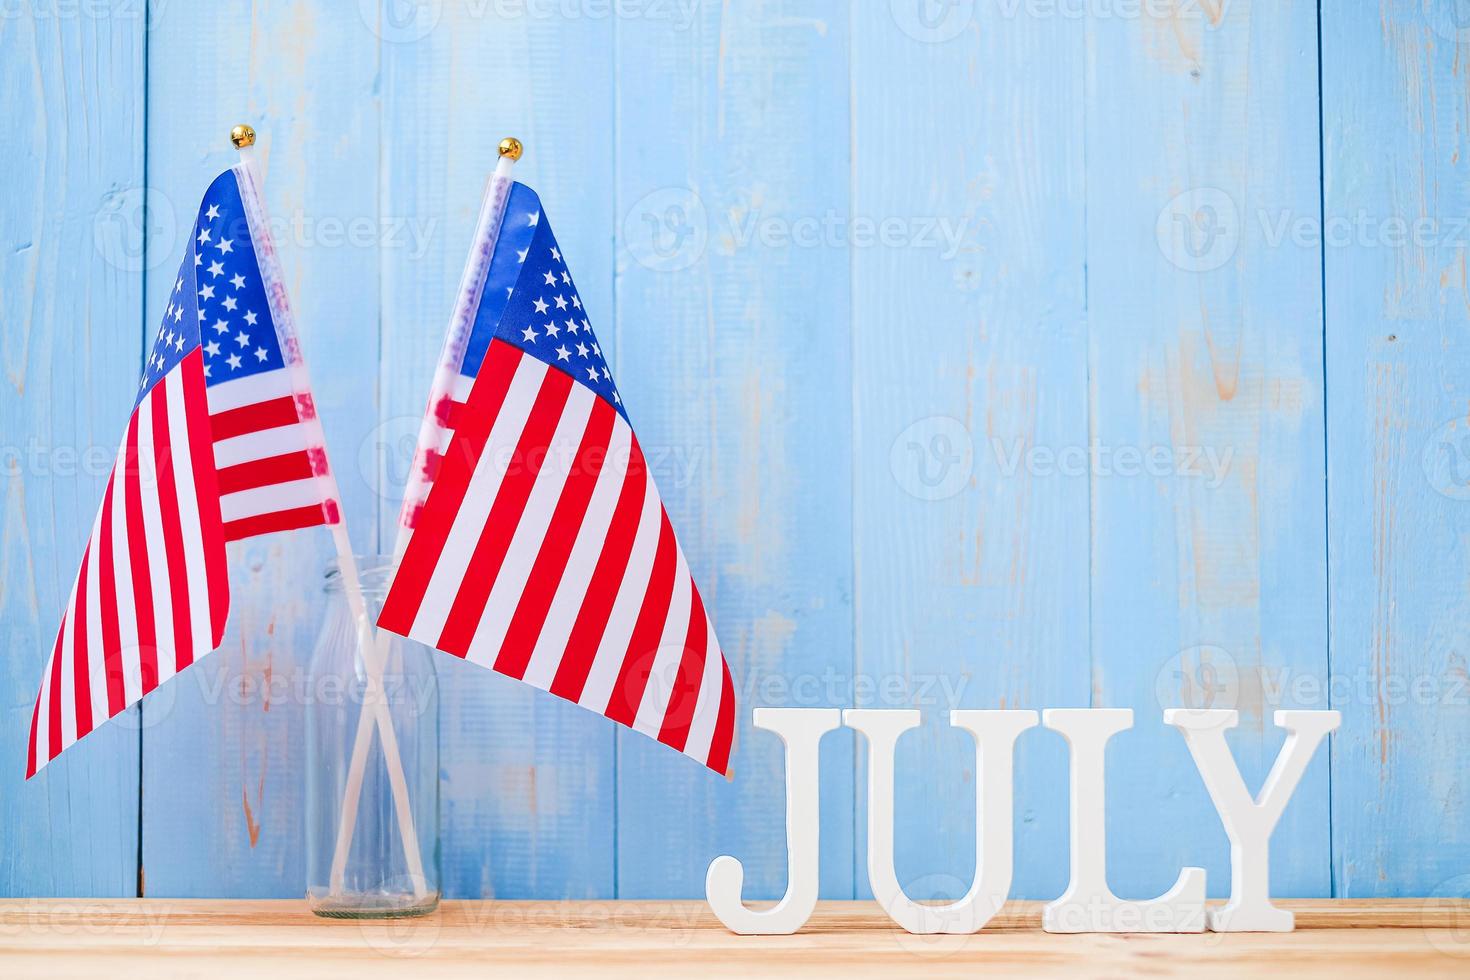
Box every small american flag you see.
[380,183,736,774]
[27,167,339,776]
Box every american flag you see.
[196,169,341,539]
[380,183,736,774]
[27,167,339,776]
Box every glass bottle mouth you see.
[323,555,398,596]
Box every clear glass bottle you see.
[306,556,440,917]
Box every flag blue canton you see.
[462,183,626,420]
[139,222,201,404]
[185,170,286,388]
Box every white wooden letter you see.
[705,708,841,935]
[1166,708,1341,932]
[1042,708,1206,933]
[845,708,1037,935]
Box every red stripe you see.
[208,395,299,441]
[70,546,94,739]
[437,368,574,658]
[124,412,159,693]
[151,381,194,674]
[215,449,314,495]
[604,510,677,726]
[97,475,126,716]
[706,661,737,775]
[25,680,42,778]
[495,398,617,679]
[657,587,709,752]
[43,626,65,772]
[49,552,82,758]
[182,351,229,644]
[549,441,649,703]
[380,340,524,636]
[222,504,329,542]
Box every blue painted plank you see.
[375,7,618,898]
[138,3,382,896]
[1085,2,1331,898]
[612,3,857,899]
[0,8,145,897]
[1322,1,1470,897]
[848,5,1088,901]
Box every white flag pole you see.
[229,125,428,900]
[327,136,524,885]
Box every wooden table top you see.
[1,899,1466,978]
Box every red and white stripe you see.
[379,340,736,773]
[26,351,229,778]
[207,368,339,540]
[398,372,475,532]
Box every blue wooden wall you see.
[2,1,1466,900]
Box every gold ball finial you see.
[498,137,523,162]
[230,124,256,149]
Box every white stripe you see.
[57,558,84,752]
[631,546,692,738]
[410,355,548,645]
[451,374,473,402]
[57,562,81,750]
[521,421,632,691]
[135,394,178,686]
[83,501,108,727]
[219,477,325,524]
[80,511,108,725]
[59,540,85,746]
[33,631,55,769]
[463,383,596,667]
[110,447,143,706]
[167,369,213,653]
[212,424,311,469]
[206,368,294,413]
[578,474,663,714]
[681,612,724,764]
